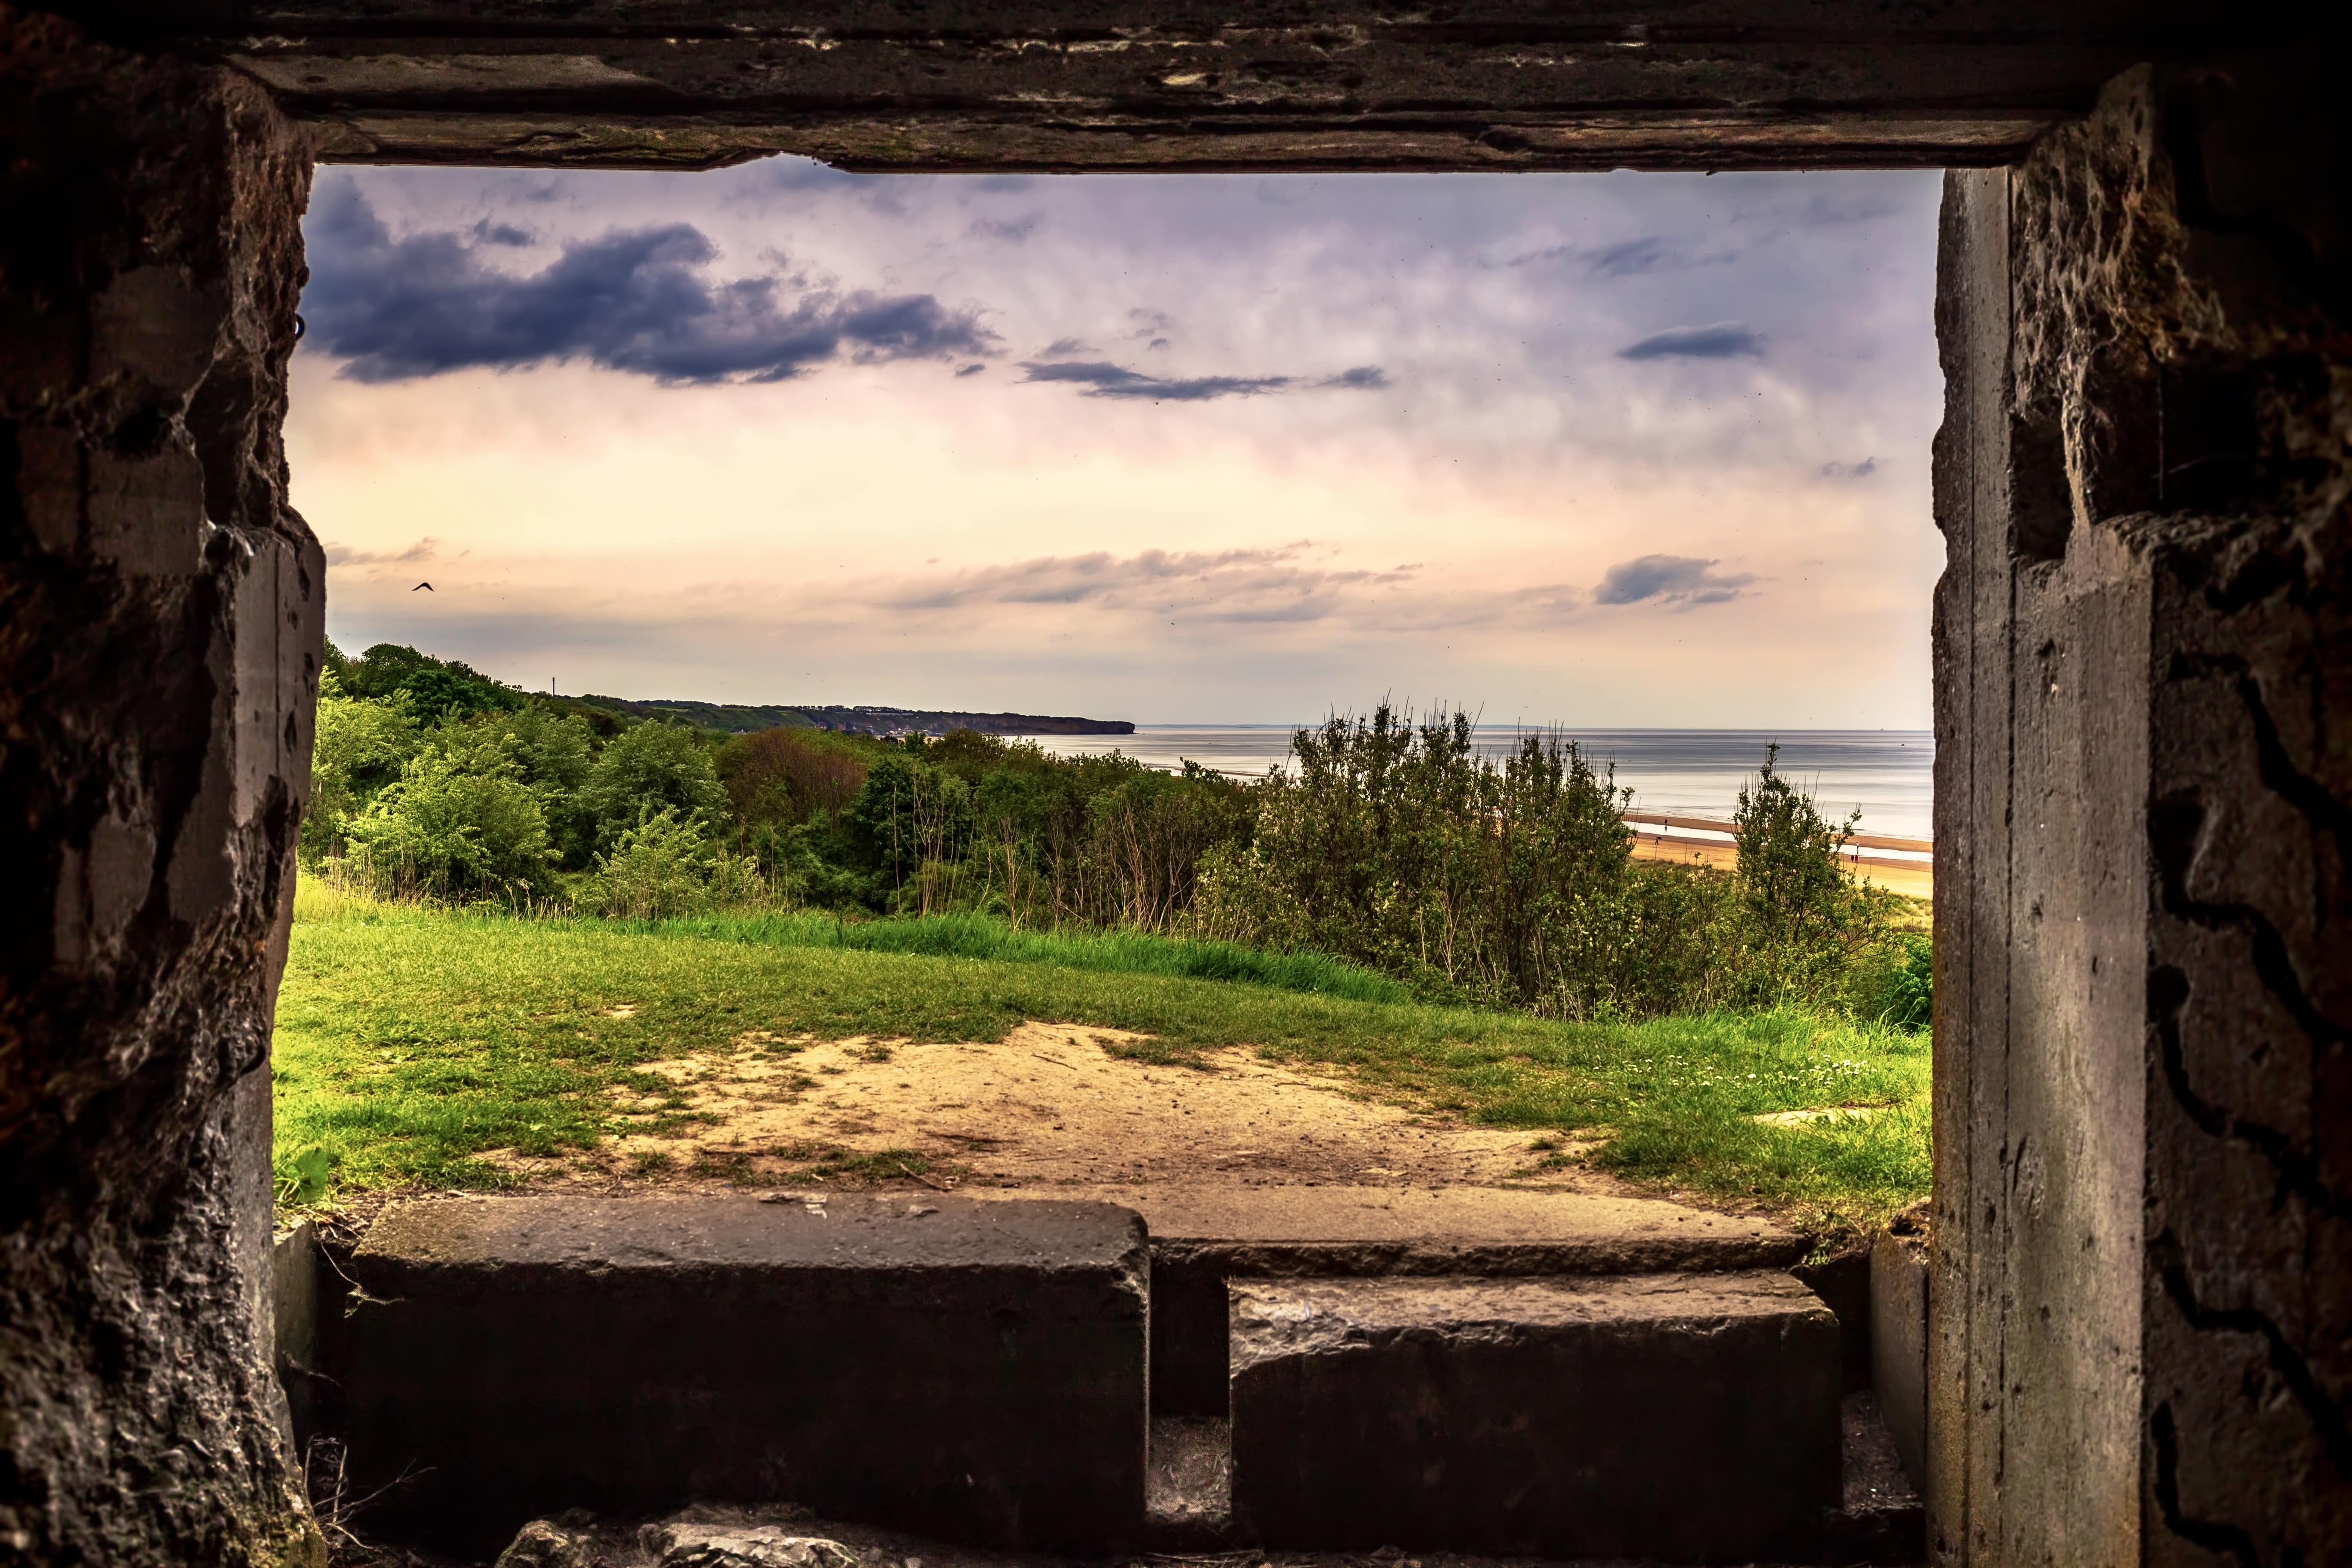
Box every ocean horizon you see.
[1011,725,1936,841]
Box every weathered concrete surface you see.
[1228,1272,1841,1559]
[1791,1243,1874,1392]
[1079,1182,1804,1416]
[1870,1221,1929,1491]
[67,2,2311,172]
[271,1220,322,1452]
[1930,54,2351,1566]
[0,11,323,1565]
[344,1194,1148,1555]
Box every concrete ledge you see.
[345,1194,1147,1554]
[1229,1272,1841,1559]
[1079,1185,1804,1417]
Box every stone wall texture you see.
[0,10,324,1565]
[1930,57,2349,1567]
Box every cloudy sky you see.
[289,162,1945,726]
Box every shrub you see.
[588,806,713,919]
[1869,933,1934,1029]
[341,750,555,900]
[716,726,871,826]
[845,750,975,913]
[1199,706,1639,1015]
[303,671,421,866]
[1730,744,1888,1008]
[576,720,728,856]
[333,639,520,718]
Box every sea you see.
[1008,726,1936,842]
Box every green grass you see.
[273,882,1929,1240]
[620,908,1411,1004]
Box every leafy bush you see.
[303,671,421,864]
[716,726,870,825]
[1731,744,1891,1009]
[587,806,714,919]
[576,720,728,857]
[331,639,521,718]
[341,750,555,900]
[1191,707,1642,1015]
[1868,933,1934,1029]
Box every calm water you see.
[1012,726,1936,841]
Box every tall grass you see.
[607,910,1410,1003]
[296,877,1407,1004]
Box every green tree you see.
[302,671,421,866]
[576,721,728,856]
[334,640,519,718]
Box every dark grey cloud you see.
[956,363,989,377]
[1594,554,1757,607]
[1020,360,1386,402]
[1022,361,1291,401]
[471,219,535,247]
[1501,235,1735,277]
[1588,236,1676,277]
[1039,337,1095,358]
[302,179,995,385]
[1820,457,1879,478]
[1617,323,1764,361]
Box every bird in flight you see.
[413,582,434,592]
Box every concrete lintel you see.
[66,0,2306,170]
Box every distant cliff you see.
[578,695,1131,737]
[802,706,1133,737]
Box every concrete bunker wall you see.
[0,16,322,1567]
[1932,62,2351,1564]
[2,8,2346,1565]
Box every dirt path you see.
[545,1023,1605,1196]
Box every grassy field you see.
[274,882,1930,1241]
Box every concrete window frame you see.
[3,7,2345,1563]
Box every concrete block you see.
[1869,1224,1929,1489]
[1126,1184,1804,1416]
[1230,1272,1840,1560]
[345,1194,1147,1555]
[1790,1245,1872,1390]
[271,1219,321,1449]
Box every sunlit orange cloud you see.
[288,164,1944,726]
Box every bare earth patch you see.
[557,1022,1605,1195]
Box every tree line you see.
[306,642,1930,1025]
